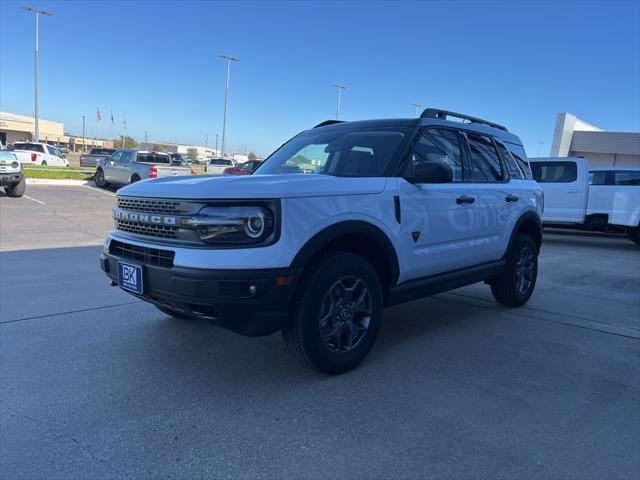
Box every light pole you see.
[215,134,219,157]
[21,5,53,143]
[334,84,346,120]
[219,54,238,158]
[81,115,85,152]
[412,103,422,118]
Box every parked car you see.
[207,157,235,175]
[223,159,263,175]
[0,150,25,197]
[170,153,191,167]
[530,157,640,244]
[9,142,68,167]
[80,148,117,168]
[100,108,542,373]
[94,150,193,188]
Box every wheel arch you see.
[290,220,400,301]
[508,211,542,254]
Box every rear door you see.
[530,160,588,223]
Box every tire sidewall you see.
[508,235,538,304]
[297,254,383,373]
[95,169,106,187]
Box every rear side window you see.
[614,171,640,186]
[137,153,170,164]
[505,143,532,179]
[589,171,608,185]
[531,162,577,183]
[466,133,503,182]
[411,128,463,181]
[210,159,233,166]
[496,142,524,179]
[14,143,45,153]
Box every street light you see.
[219,54,238,158]
[334,84,346,120]
[21,5,53,143]
[412,103,422,118]
[82,115,85,153]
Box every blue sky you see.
[1,0,638,156]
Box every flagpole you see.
[122,113,127,149]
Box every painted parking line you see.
[23,195,47,205]
[85,185,116,197]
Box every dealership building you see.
[550,112,640,167]
[0,111,112,151]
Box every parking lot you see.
[1,185,639,479]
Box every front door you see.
[398,127,482,281]
[103,151,122,182]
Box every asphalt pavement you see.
[1,186,639,479]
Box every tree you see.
[186,148,199,161]
[112,135,138,149]
[248,151,257,161]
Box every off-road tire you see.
[491,234,538,307]
[94,168,108,188]
[282,252,383,374]
[5,177,26,198]
[155,305,193,320]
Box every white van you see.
[529,157,640,244]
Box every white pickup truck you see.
[9,142,69,167]
[530,157,640,244]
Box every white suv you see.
[100,108,543,373]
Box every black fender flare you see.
[507,210,542,254]
[290,220,400,286]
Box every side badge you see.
[412,231,421,242]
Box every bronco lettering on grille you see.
[113,208,178,226]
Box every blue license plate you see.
[118,262,144,294]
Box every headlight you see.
[184,205,275,245]
[11,161,20,169]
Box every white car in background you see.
[530,157,640,244]
[9,142,69,167]
[206,157,235,175]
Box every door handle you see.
[506,194,519,202]
[456,195,475,204]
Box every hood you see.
[117,173,387,200]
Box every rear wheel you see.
[283,252,383,374]
[490,234,538,307]
[629,228,640,245]
[130,174,141,184]
[5,177,26,198]
[94,168,108,187]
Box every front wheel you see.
[283,252,383,374]
[41,160,47,166]
[490,234,538,307]
[94,169,108,187]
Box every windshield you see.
[255,127,407,177]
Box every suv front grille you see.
[109,239,175,268]
[115,220,178,239]
[117,197,184,215]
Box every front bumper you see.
[100,250,301,337]
[0,171,24,186]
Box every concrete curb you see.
[26,178,96,186]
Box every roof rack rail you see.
[420,108,508,131]
[313,120,345,128]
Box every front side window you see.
[256,127,407,177]
[466,133,503,182]
[47,145,61,157]
[531,162,577,183]
[120,151,133,164]
[110,151,122,163]
[409,128,463,181]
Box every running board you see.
[388,260,506,306]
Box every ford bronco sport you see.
[100,108,543,373]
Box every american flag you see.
[110,111,114,125]
[96,109,102,121]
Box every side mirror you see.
[409,161,453,183]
